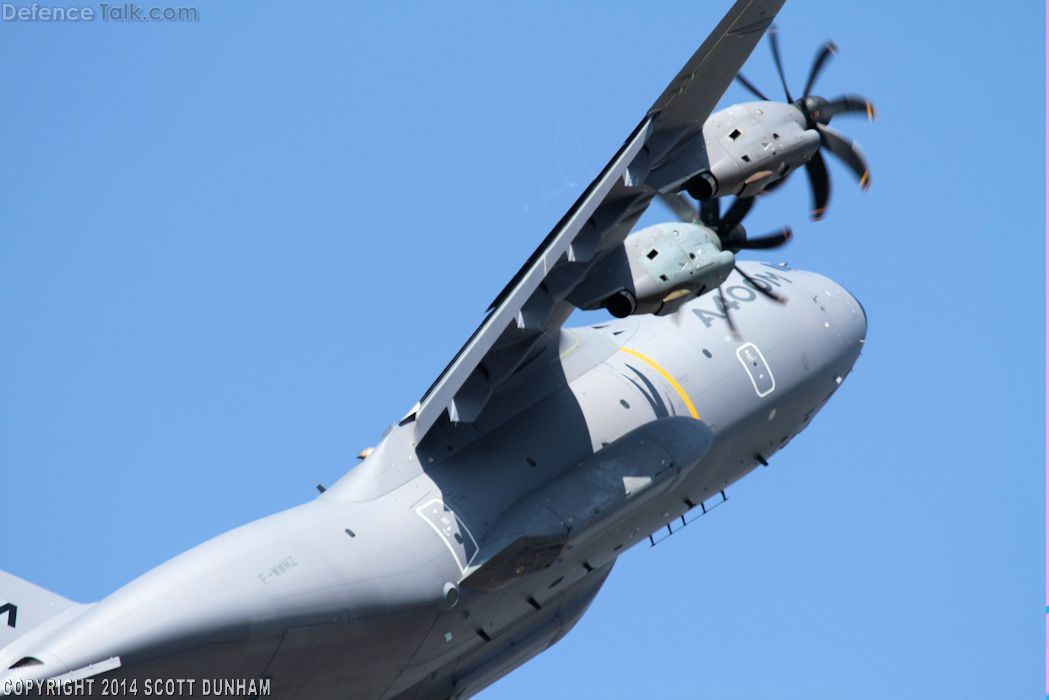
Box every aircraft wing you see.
[409,0,785,442]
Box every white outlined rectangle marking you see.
[736,342,775,397]
[415,498,479,575]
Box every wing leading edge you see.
[409,0,785,442]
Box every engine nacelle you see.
[569,222,734,318]
[676,101,819,200]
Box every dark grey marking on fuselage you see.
[0,603,16,629]
[621,365,671,419]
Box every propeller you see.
[657,190,788,306]
[655,191,789,337]
[735,30,876,220]
[694,196,793,259]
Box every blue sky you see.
[0,1,1044,697]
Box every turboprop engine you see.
[569,222,734,319]
[567,199,794,320]
[614,223,735,317]
[682,33,876,220]
[682,100,819,201]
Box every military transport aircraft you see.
[0,0,873,696]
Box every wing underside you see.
[409,0,785,442]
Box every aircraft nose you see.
[808,271,867,364]
[853,291,868,339]
[840,282,867,346]
[793,270,868,379]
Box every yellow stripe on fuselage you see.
[618,347,699,420]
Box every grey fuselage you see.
[0,262,866,698]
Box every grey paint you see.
[0,1,872,697]
[411,0,787,441]
[0,264,865,698]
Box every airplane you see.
[0,0,873,697]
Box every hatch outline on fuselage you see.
[736,342,776,398]
[415,499,480,575]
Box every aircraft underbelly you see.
[388,562,614,699]
[260,608,437,699]
[92,637,282,699]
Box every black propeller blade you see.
[699,198,720,227]
[719,196,755,232]
[804,150,831,221]
[734,227,792,251]
[735,73,770,101]
[821,94,877,122]
[818,123,871,190]
[768,27,793,102]
[717,287,741,339]
[718,264,788,341]
[735,264,786,303]
[801,41,838,98]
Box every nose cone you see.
[834,279,867,348]
[851,289,868,337]
[803,270,867,372]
